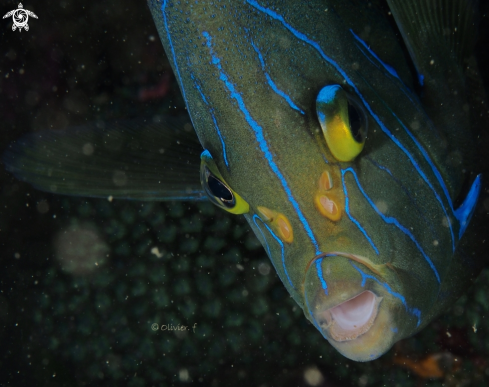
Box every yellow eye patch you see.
[316,85,367,162]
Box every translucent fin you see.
[386,0,481,197]
[3,116,206,201]
[386,0,479,77]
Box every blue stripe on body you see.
[343,167,441,283]
[245,0,454,252]
[190,73,229,168]
[202,31,321,255]
[352,69,455,249]
[454,174,482,238]
[253,215,295,290]
[366,157,440,242]
[418,74,425,86]
[351,263,421,327]
[344,31,455,248]
[350,30,400,81]
[341,174,380,255]
[249,39,305,114]
[352,40,422,111]
[159,1,189,109]
[351,33,441,139]
[392,112,481,240]
[389,111,456,250]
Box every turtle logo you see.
[3,3,38,32]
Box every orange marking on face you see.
[315,194,341,221]
[257,206,275,222]
[256,206,293,244]
[319,171,333,191]
[277,215,293,243]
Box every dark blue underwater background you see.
[1,1,489,386]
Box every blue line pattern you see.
[390,111,455,251]
[190,73,229,168]
[202,30,321,255]
[159,0,189,109]
[350,30,400,81]
[343,167,440,283]
[315,258,328,295]
[366,157,440,241]
[249,39,305,114]
[454,174,482,238]
[341,173,380,255]
[252,215,273,263]
[252,215,295,290]
[351,263,421,327]
[245,0,455,254]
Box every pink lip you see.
[322,290,382,341]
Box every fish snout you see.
[304,253,398,361]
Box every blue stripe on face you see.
[389,111,456,250]
[350,263,421,327]
[315,257,328,295]
[252,215,273,262]
[249,39,305,114]
[190,73,229,168]
[202,31,321,255]
[351,37,440,139]
[253,215,295,290]
[246,1,454,253]
[351,37,425,114]
[341,173,380,255]
[350,30,401,81]
[392,112,481,241]
[262,223,295,290]
[343,167,441,283]
[366,157,440,242]
[353,72,455,249]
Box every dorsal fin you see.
[386,0,479,80]
[386,0,482,200]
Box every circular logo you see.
[3,3,38,32]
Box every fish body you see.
[146,0,486,361]
[3,0,487,361]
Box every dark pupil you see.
[348,102,364,142]
[208,175,233,203]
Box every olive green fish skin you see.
[148,0,485,360]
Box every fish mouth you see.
[318,290,382,342]
[303,252,397,361]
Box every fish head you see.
[196,75,443,361]
[148,0,481,361]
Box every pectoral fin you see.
[3,116,205,201]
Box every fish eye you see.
[316,85,368,162]
[347,99,366,143]
[205,168,235,208]
[200,151,250,214]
